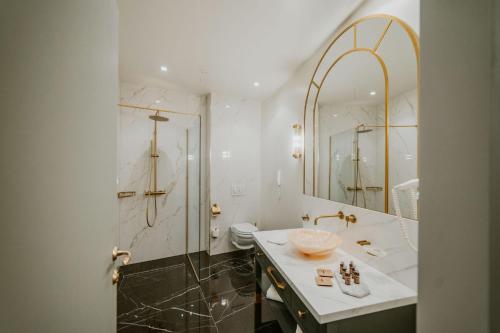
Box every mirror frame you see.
[302,14,420,214]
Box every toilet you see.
[231,223,258,250]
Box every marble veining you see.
[253,229,417,324]
[118,82,205,264]
[208,94,261,255]
[117,251,286,333]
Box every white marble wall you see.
[118,81,206,263]
[384,89,418,216]
[208,93,261,255]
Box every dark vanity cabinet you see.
[254,245,416,333]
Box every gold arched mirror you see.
[303,14,420,220]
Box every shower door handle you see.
[112,246,131,265]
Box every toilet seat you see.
[231,223,257,236]
[231,223,258,250]
[233,232,253,239]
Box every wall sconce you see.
[292,124,303,159]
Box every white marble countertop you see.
[253,229,417,324]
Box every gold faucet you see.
[314,211,357,226]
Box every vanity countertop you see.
[253,229,417,324]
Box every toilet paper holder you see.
[211,203,221,217]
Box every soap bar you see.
[317,268,334,277]
[315,276,333,286]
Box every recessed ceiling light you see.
[369,91,376,96]
[332,114,338,118]
[225,104,231,108]
[253,82,260,87]
[160,65,168,72]
[155,100,161,104]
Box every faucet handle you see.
[345,214,357,224]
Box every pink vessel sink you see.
[288,229,342,257]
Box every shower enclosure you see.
[329,125,385,212]
[117,105,204,279]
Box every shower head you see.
[149,112,169,122]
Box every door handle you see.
[112,269,120,285]
[112,246,131,265]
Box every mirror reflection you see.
[305,16,419,220]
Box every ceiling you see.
[118,0,363,100]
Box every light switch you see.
[231,183,246,196]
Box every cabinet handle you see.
[297,310,306,318]
[267,266,286,290]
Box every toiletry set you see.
[316,260,371,298]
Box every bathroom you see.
[1,0,498,333]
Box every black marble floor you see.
[117,250,293,333]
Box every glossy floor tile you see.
[117,250,293,332]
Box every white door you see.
[0,1,119,332]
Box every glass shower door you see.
[186,119,202,281]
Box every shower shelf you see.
[144,190,166,196]
[366,186,383,191]
[345,186,383,192]
[346,187,363,191]
[117,191,136,198]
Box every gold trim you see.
[185,120,203,282]
[310,47,389,206]
[353,24,357,48]
[328,136,332,200]
[267,266,286,290]
[373,19,393,52]
[118,103,201,118]
[302,14,420,216]
[185,129,189,255]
